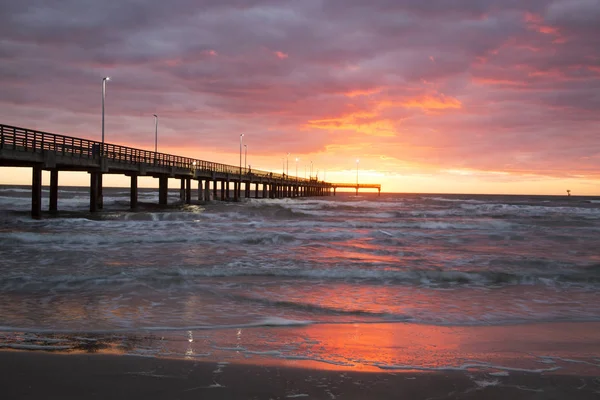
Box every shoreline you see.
[2,350,599,399]
[2,321,600,371]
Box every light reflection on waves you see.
[1,188,600,335]
[1,283,600,331]
[2,265,600,292]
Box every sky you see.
[1,0,599,194]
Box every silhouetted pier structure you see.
[332,183,381,196]
[0,124,382,218]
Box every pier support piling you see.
[49,169,58,212]
[130,175,138,209]
[32,165,42,219]
[90,172,99,213]
[204,179,211,201]
[159,176,168,205]
[185,178,191,204]
[97,173,103,209]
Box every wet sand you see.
[1,351,599,399]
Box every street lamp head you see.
[356,158,360,163]
[103,77,110,82]
[240,133,244,137]
[295,158,298,162]
[153,114,157,118]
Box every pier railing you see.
[0,124,319,183]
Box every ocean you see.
[1,185,599,376]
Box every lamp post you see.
[310,161,313,179]
[244,144,247,170]
[239,134,244,200]
[153,114,158,153]
[295,158,298,179]
[239,134,244,174]
[101,77,110,154]
[281,158,285,175]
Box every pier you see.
[332,183,381,196]
[0,124,382,218]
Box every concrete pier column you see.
[255,182,259,199]
[90,172,99,213]
[32,165,42,219]
[198,179,203,201]
[233,181,239,201]
[213,179,218,200]
[204,179,211,201]
[356,186,358,195]
[97,173,103,209]
[185,178,191,204]
[49,169,58,212]
[225,180,230,200]
[180,179,185,200]
[130,175,138,209]
[159,176,168,205]
[220,180,225,201]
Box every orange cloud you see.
[344,88,381,97]
[274,51,288,59]
[524,12,563,41]
[306,111,396,137]
[400,95,462,110]
[472,77,526,87]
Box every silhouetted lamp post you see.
[101,77,110,154]
[244,144,247,170]
[153,114,158,153]
[239,134,244,173]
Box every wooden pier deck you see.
[0,124,382,218]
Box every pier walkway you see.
[0,124,381,218]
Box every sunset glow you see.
[0,0,599,194]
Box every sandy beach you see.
[2,350,599,400]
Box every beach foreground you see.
[2,351,599,400]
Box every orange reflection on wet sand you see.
[219,322,600,374]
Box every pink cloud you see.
[0,0,599,189]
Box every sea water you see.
[1,185,599,372]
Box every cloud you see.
[0,0,599,188]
